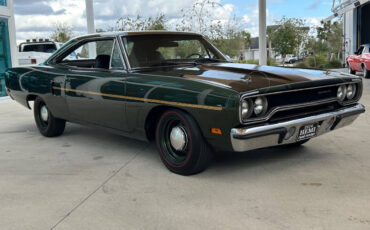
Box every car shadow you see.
[206,144,318,175]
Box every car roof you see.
[73,31,202,41]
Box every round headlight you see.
[346,84,356,100]
[337,85,347,101]
[253,97,268,115]
[241,99,252,120]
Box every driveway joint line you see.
[50,144,149,230]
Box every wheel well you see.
[145,106,191,141]
[26,94,38,109]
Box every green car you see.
[5,31,365,175]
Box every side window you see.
[357,46,364,55]
[110,41,125,69]
[62,39,114,61]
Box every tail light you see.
[31,59,37,64]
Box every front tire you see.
[34,97,66,137]
[363,65,370,78]
[155,109,212,175]
[348,63,356,75]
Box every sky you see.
[13,0,334,43]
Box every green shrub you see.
[327,59,342,68]
[295,55,342,69]
[295,62,308,68]
[267,58,277,66]
[237,58,277,66]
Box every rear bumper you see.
[230,104,365,152]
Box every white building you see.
[0,0,17,97]
[326,0,370,63]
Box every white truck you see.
[17,39,64,66]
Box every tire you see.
[348,63,356,75]
[363,65,370,78]
[155,109,213,175]
[34,97,66,137]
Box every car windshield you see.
[122,34,227,69]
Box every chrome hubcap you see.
[169,126,187,151]
[40,105,49,122]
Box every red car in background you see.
[346,44,370,78]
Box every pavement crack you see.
[50,144,149,230]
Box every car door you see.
[63,38,129,131]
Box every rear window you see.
[22,44,57,53]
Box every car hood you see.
[139,63,357,93]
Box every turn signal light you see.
[211,128,222,135]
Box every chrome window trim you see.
[109,39,126,70]
[118,36,132,70]
[239,82,362,124]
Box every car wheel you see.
[348,63,356,75]
[363,65,370,78]
[34,97,66,137]
[155,109,213,175]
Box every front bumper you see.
[230,104,365,152]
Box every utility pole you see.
[85,0,95,34]
[259,0,267,65]
[85,0,96,58]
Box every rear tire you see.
[363,65,370,78]
[34,97,66,137]
[348,63,356,75]
[155,109,213,175]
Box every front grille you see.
[241,83,361,125]
[268,102,339,123]
[266,85,338,108]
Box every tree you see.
[266,26,276,58]
[272,17,308,58]
[116,14,167,31]
[317,21,343,60]
[50,23,74,42]
[176,0,251,59]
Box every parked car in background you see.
[17,39,63,66]
[5,31,365,175]
[346,44,370,78]
[284,54,298,64]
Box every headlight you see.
[337,85,346,101]
[253,97,268,116]
[346,84,357,100]
[241,99,252,120]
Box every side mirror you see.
[354,51,358,55]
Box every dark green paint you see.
[4,32,363,152]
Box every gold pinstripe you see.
[52,86,223,111]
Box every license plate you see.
[297,123,318,141]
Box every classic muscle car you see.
[5,31,365,175]
[346,43,370,78]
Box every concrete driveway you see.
[1,74,370,230]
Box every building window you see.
[0,0,6,6]
[0,18,12,97]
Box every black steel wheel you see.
[155,109,212,175]
[34,97,66,137]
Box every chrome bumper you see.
[230,104,365,152]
